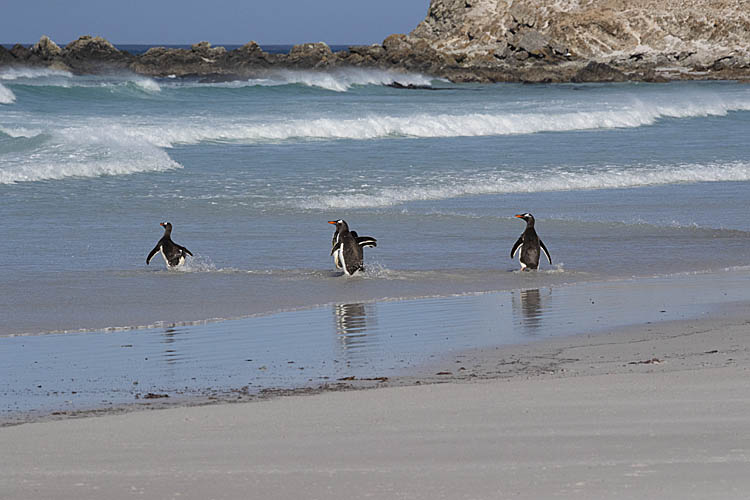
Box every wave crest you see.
[0,125,181,184]
[0,83,15,104]
[0,67,74,81]
[241,68,435,92]
[125,96,750,147]
[302,161,750,209]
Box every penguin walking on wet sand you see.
[146,222,193,268]
[329,219,377,276]
[510,213,552,271]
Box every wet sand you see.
[2,308,750,499]
[4,270,750,423]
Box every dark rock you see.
[225,41,277,70]
[572,61,627,82]
[63,36,132,72]
[190,41,227,60]
[0,45,15,65]
[10,44,30,60]
[386,82,435,90]
[349,44,384,58]
[287,42,335,68]
[130,43,229,77]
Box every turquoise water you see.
[1,68,750,335]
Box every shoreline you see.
[2,302,749,498]
[3,268,750,426]
[2,263,746,339]
[2,35,750,84]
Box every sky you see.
[1,0,430,46]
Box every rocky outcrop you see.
[287,42,336,68]
[63,36,132,73]
[0,45,16,65]
[130,41,229,77]
[408,0,750,81]
[4,0,750,85]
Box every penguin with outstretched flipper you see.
[146,222,193,268]
[511,213,551,271]
[329,219,376,275]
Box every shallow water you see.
[1,70,749,334]
[2,269,748,420]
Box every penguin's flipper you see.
[540,239,552,265]
[356,236,377,248]
[146,244,160,265]
[350,231,359,238]
[331,241,343,256]
[510,236,523,259]
[180,246,193,257]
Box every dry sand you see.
[2,314,750,499]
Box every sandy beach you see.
[2,309,749,499]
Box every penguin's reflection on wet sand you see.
[161,327,186,365]
[512,288,545,332]
[333,303,376,352]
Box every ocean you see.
[1,64,750,416]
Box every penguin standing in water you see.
[510,213,552,271]
[329,219,377,275]
[146,222,193,268]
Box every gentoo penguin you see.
[330,220,377,270]
[510,213,551,271]
[328,219,376,275]
[146,222,193,268]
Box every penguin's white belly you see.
[161,247,185,268]
[339,248,352,276]
[333,247,343,269]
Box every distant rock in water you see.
[63,36,132,73]
[3,0,750,84]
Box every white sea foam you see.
[124,96,750,147]
[302,161,750,209]
[0,83,15,104]
[255,68,434,92]
[132,77,161,93]
[202,68,435,92]
[0,125,181,184]
[0,67,74,81]
[0,125,43,137]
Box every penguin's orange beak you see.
[160,222,167,227]
[327,221,337,225]
[514,214,524,218]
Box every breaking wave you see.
[302,161,750,209]
[0,125,180,184]
[237,68,435,92]
[121,97,750,146]
[0,83,15,104]
[0,67,74,81]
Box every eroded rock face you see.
[409,0,750,75]
[31,35,63,59]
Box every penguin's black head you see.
[515,213,535,225]
[328,219,348,231]
[160,222,173,232]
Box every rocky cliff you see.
[2,0,749,83]
[406,0,750,80]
